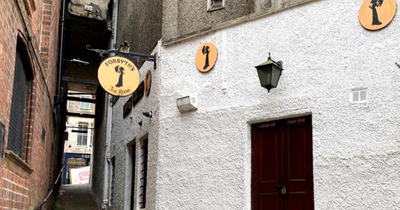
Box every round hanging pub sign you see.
[98,56,140,97]
[359,0,397,30]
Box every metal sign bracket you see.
[86,44,157,69]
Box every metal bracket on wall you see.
[86,44,157,69]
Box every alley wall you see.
[99,0,400,209]
[0,0,62,209]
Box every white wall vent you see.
[351,88,367,103]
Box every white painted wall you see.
[111,0,400,209]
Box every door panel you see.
[287,192,307,210]
[252,121,283,210]
[261,129,279,182]
[261,194,279,210]
[252,116,313,210]
[287,125,307,181]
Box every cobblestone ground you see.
[54,184,99,210]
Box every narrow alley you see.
[54,185,98,210]
[3,0,400,210]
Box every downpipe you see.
[55,0,67,106]
[102,1,119,208]
[102,93,112,209]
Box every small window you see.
[41,127,46,143]
[110,156,116,205]
[207,0,225,11]
[130,144,136,210]
[351,88,367,103]
[80,95,92,110]
[0,122,5,159]
[77,123,88,147]
[139,140,148,209]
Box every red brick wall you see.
[0,0,61,209]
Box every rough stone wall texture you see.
[162,0,255,42]
[0,0,61,209]
[154,0,400,209]
[109,51,160,210]
[116,0,162,56]
[109,0,400,210]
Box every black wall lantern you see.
[255,53,283,92]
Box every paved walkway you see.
[54,184,99,210]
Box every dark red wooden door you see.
[252,116,313,210]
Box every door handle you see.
[275,185,287,195]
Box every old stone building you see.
[92,0,400,210]
[0,0,63,209]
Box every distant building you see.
[63,92,95,184]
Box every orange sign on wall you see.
[195,42,218,73]
[359,0,397,30]
[98,56,140,97]
[144,70,152,96]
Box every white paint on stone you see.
[109,0,400,209]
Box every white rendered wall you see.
[110,0,400,210]
[155,0,400,210]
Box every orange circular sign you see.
[98,56,140,97]
[359,0,396,30]
[144,70,152,96]
[195,42,218,73]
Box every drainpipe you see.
[102,0,118,208]
[102,93,112,209]
[55,0,67,105]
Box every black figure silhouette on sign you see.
[115,65,125,87]
[370,0,383,25]
[202,45,210,70]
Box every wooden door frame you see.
[251,115,314,210]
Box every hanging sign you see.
[359,0,396,30]
[144,70,152,96]
[195,42,218,73]
[132,81,144,107]
[123,96,133,118]
[98,56,140,97]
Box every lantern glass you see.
[256,65,272,87]
[255,58,283,92]
[270,66,282,88]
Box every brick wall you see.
[0,0,62,209]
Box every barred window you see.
[0,122,5,159]
[110,156,116,204]
[7,46,32,158]
[139,140,148,209]
[77,123,88,147]
[130,144,136,210]
[80,95,92,110]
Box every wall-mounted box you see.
[177,95,198,113]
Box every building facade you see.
[0,0,63,209]
[93,0,400,209]
[62,92,94,184]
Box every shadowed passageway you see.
[54,185,99,210]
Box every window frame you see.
[77,123,88,147]
[207,0,225,12]
[7,40,34,159]
[80,95,92,110]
